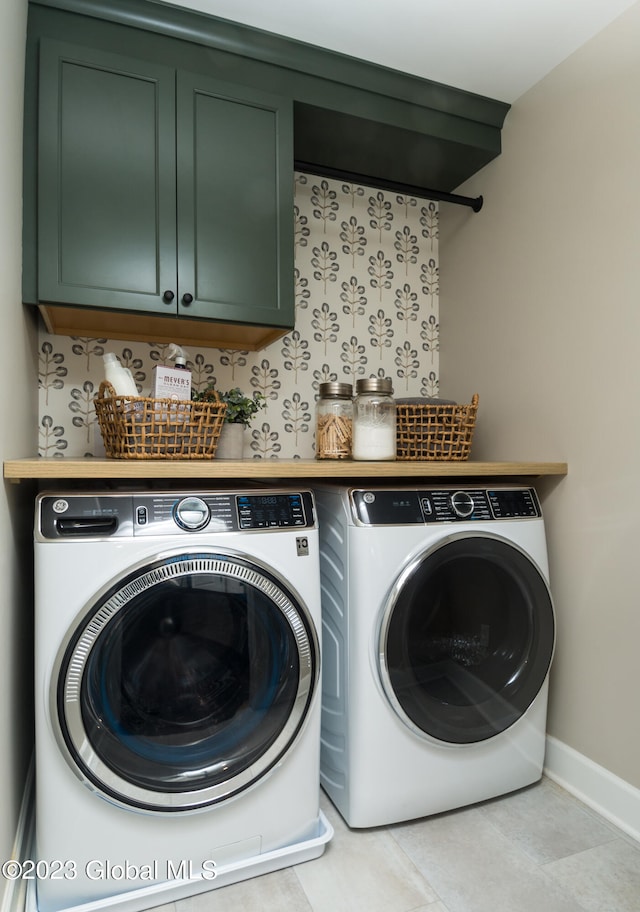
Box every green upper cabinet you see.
[38,41,178,313]
[33,35,294,347]
[176,72,292,327]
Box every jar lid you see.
[355,377,394,394]
[319,381,353,398]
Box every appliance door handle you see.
[56,517,118,536]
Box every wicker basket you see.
[396,394,479,461]
[94,381,227,459]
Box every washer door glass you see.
[57,552,317,812]
[379,534,554,744]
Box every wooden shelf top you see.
[4,457,568,483]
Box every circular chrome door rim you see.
[377,530,554,745]
[54,552,318,812]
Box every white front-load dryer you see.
[315,485,555,828]
[33,489,330,912]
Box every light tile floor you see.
[156,778,640,912]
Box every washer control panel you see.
[236,493,308,530]
[37,490,315,539]
[351,487,540,526]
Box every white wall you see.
[441,1,640,788]
[0,0,36,892]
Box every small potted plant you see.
[220,387,266,427]
[193,384,265,458]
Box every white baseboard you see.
[1,755,34,912]
[544,735,640,843]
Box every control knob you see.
[450,490,474,519]
[174,496,210,531]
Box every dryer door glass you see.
[56,552,317,811]
[379,535,554,744]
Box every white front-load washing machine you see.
[315,484,555,828]
[33,489,330,912]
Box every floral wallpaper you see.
[38,172,439,458]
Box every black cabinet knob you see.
[162,290,175,303]
[182,293,194,306]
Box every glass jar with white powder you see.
[352,378,396,460]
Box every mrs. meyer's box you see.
[151,361,191,427]
[152,364,191,401]
[151,345,192,401]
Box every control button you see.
[450,490,475,519]
[136,506,148,526]
[174,496,210,531]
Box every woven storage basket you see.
[94,381,227,459]
[396,394,479,461]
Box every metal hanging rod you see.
[294,161,483,212]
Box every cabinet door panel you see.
[177,73,294,328]
[38,40,177,313]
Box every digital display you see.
[488,489,539,518]
[236,493,306,528]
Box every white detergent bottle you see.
[103,353,138,397]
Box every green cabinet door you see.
[36,38,294,332]
[177,73,294,328]
[38,40,177,314]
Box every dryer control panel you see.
[36,490,315,539]
[351,487,541,526]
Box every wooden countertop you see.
[3,457,568,483]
